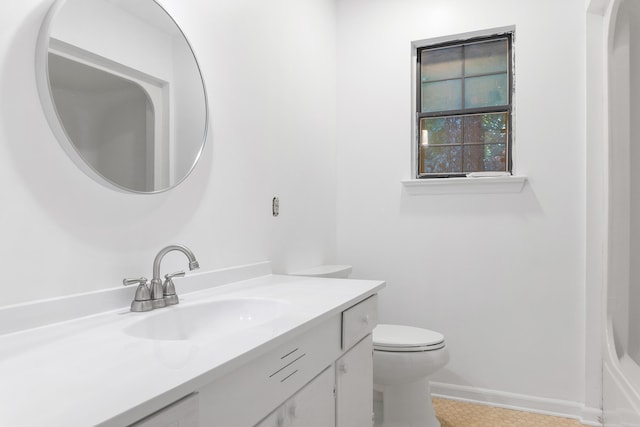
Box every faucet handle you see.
[163,271,184,306]
[165,271,186,280]
[122,277,153,312]
[123,277,148,287]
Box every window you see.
[414,28,514,178]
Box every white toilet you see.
[289,265,450,427]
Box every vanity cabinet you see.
[0,261,385,427]
[174,295,377,427]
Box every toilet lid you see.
[373,324,445,352]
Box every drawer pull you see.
[269,353,306,378]
[280,348,299,359]
[281,369,298,383]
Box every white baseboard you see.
[430,382,602,426]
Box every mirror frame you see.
[35,0,209,194]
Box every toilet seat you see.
[373,324,446,352]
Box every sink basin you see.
[124,298,288,341]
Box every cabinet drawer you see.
[342,294,377,350]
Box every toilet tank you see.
[289,265,352,279]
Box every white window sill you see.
[401,175,527,195]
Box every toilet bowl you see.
[289,265,449,427]
[373,324,449,427]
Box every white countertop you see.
[0,268,384,427]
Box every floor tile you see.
[433,398,584,427]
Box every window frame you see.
[411,26,515,179]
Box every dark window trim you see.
[414,29,514,179]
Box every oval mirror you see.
[36,0,208,193]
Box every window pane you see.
[465,39,508,76]
[420,146,462,174]
[420,117,463,146]
[421,46,463,82]
[463,113,508,144]
[415,32,513,178]
[464,74,508,109]
[422,80,462,113]
[463,144,506,172]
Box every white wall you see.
[336,0,589,413]
[0,0,337,306]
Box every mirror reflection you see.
[38,0,208,193]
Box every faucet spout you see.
[152,244,199,282]
[148,245,199,308]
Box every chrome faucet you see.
[124,244,200,312]
[149,245,199,309]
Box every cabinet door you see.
[289,365,335,427]
[256,366,335,427]
[336,335,373,427]
[255,405,288,427]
